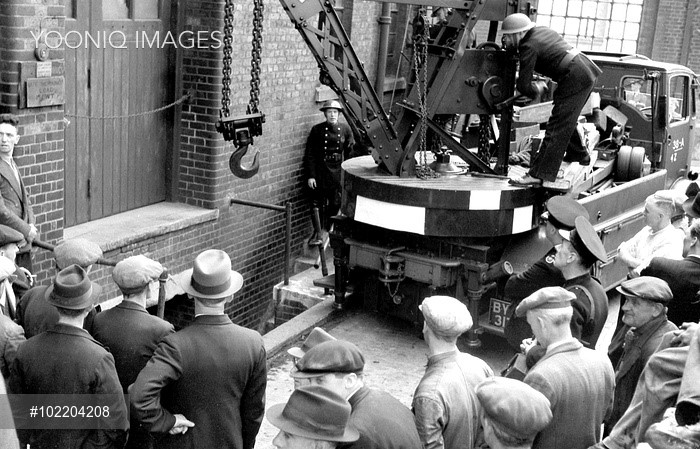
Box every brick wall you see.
[0,0,65,282]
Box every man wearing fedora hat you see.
[93,255,174,449]
[413,296,493,449]
[268,385,359,449]
[16,238,103,338]
[303,99,355,242]
[504,195,590,350]
[604,277,677,435]
[130,249,267,449]
[642,218,700,325]
[517,287,614,449]
[291,339,422,449]
[9,264,129,448]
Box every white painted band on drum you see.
[512,205,534,234]
[354,195,426,235]
[469,190,502,210]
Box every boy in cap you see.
[0,224,32,307]
[413,296,493,449]
[268,385,359,449]
[93,255,175,449]
[16,238,103,337]
[130,249,266,449]
[9,265,128,449]
[642,218,700,325]
[504,195,590,349]
[517,287,614,449]
[604,277,677,434]
[291,339,422,449]
[476,377,553,449]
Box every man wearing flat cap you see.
[604,277,677,435]
[130,249,267,449]
[16,238,103,337]
[413,296,493,449]
[516,287,614,449]
[476,377,553,449]
[0,224,32,312]
[9,264,128,448]
[287,327,336,389]
[504,195,590,350]
[268,385,359,449]
[93,255,175,449]
[291,339,422,449]
[642,218,700,325]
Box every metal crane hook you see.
[229,144,260,179]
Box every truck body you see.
[272,0,699,344]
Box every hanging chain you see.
[248,0,264,115]
[220,0,235,119]
[413,8,437,179]
[477,114,491,163]
[65,94,189,120]
[220,0,264,118]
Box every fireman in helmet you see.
[502,13,602,187]
[303,100,355,243]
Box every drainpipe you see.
[375,3,392,99]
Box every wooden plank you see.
[102,44,115,217]
[89,44,104,221]
[75,43,91,226]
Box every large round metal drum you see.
[342,156,541,238]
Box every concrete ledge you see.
[263,298,338,358]
[64,202,218,252]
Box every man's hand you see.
[671,322,700,347]
[520,337,537,355]
[27,224,38,242]
[307,178,317,189]
[169,414,195,435]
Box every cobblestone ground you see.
[255,309,515,449]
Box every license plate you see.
[489,298,511,328]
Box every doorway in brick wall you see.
[63,0,173,226]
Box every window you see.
[103,0,159,20]
[536,0,642,52]
[668,75,689,122]
[621,76,651,110]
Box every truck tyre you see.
[615,145,633,181]
[627,146,646,180]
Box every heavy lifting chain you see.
[477,114,491,163]
[413,8,437,180]
[218,0,265,178]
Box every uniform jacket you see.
[564,273,608,348]
[412,350,493,449]
[130,314,267,449]
[16,285,96,338]
[303,121,354,191]
[641,255,700,325]
[0,159,34,241]
[606,315,677,429]
[524,339,615,449]
[9,323,129,449]
[504,247,565,348]
[0,313,24,380]
[92,301,174,393]
[517,27,601,98]
[342,386,422,449]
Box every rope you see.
[65,94,190,120]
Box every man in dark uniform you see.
[604,277,676,435]
[501,14,602,187]
[92,255,174,449]
[303,100,355,239]
[504,195,590,349]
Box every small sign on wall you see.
[26,76,65,108]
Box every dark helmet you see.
[320,100,343,112]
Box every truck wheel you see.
[627,146,646,180]
[615,145,633,182]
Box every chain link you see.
[65,94,190,120]
[248,0,264,114]
[221,0,235,118]
[477,114,491,163]
[413,9,437,180]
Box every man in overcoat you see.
[130,249,267,449]
[517,287,615,449]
